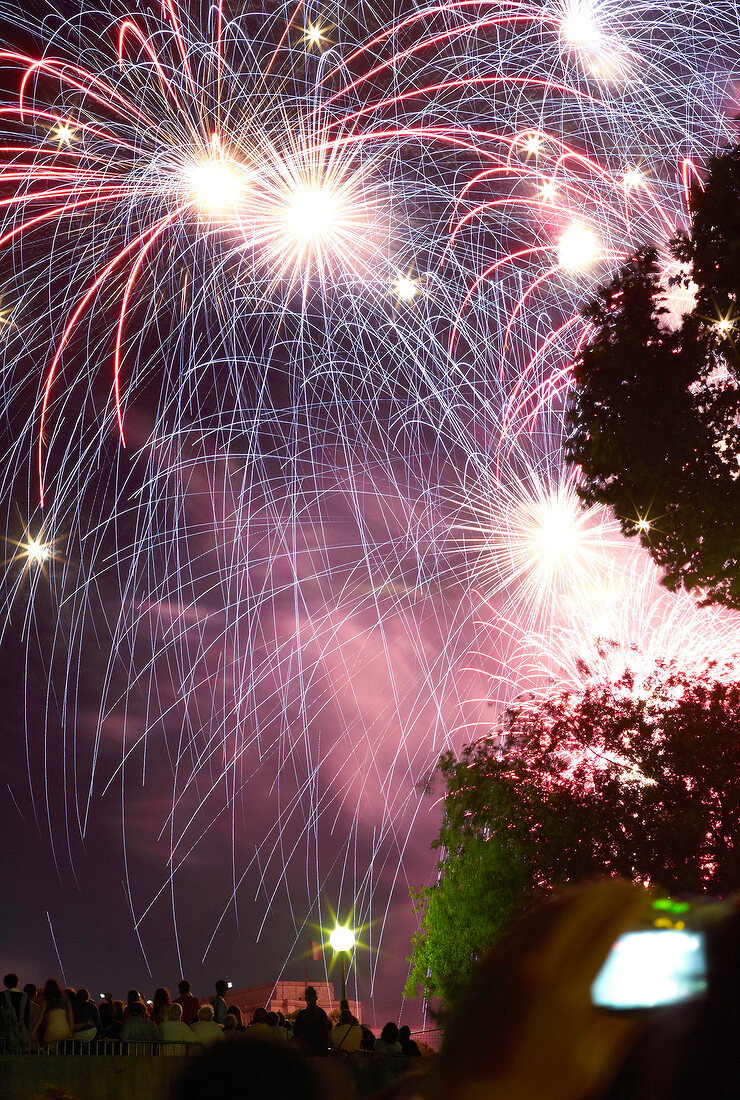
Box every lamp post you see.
[329,925,355,1002]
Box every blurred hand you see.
[429,879,652,1100]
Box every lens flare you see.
[23,537,50,564]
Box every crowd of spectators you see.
[0,975,423,1061]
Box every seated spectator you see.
[120,1001,157,1045]
[158,1003,195,1045]
[77,989,100,1032]
[399,1025,421,1056]
[375,1022,403,1055]
[191,1003,224,1045]
[223,1013,240,1038]
[227,1005,246,1032]
[150,987,171,1026]
[122,989,148,1021]
[266,1010,289,1041]
[98,1001,124,1041]
[174,979,200,1025]
[23,984,43,1044]
[72,988,99,1042]
[210,980,229,1025]
[330,1009,363,1054]
[0,974,30,1052]
[32,979,74,1048]
[339,998,359,1025]
[360,1025,375,1051]
[246,1006,273,1040]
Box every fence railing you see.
[0,1039,203,1056]
[410,1028,443,1052]
[1,1031,442,1057]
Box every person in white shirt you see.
[191,1004,224,1045]
[158,1003,196,1046]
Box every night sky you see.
[0,389,490,1028]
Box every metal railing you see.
[0,1039,203,1056]
[1,1032,442,1057]
[410,1028,443,1052]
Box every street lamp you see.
[329,925,355,1001]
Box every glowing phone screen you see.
[591,929,707,1009]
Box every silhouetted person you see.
[0,973,30,1051]
[151,986,171,1026]
[23,984,42,1042]
[293,986,330,1056]
[399,1025,421,1056]
[227,1005,246,1031]
[331,1009,363,1053]
[72,988,99,1042]
[122,989,148,1020]
[210,980,229,1025]
[375,1021,402,1055]
[98,1001,124,1041]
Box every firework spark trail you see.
[472,547,740,731]
[0,0,739,1012]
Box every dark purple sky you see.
[0,410,491,1030]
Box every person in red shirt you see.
[173,980,200,1025]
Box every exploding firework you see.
[0,0,739,1015]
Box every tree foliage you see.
[406,665,740,1007]
[566,144,740,607]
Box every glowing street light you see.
[329,925,355,1000]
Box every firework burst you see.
[0,0,739,1014]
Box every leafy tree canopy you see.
[406,663,740,1008]
[566,143,740,607]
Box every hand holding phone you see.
[591,927,707,1010]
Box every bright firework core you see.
[529,495,582,568]
[283,185,339,241]
[187,158,243,214]
[560,2,599,44]
[558,223,598,270]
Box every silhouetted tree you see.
[407,663,740,1007]
[566,144,740,607]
